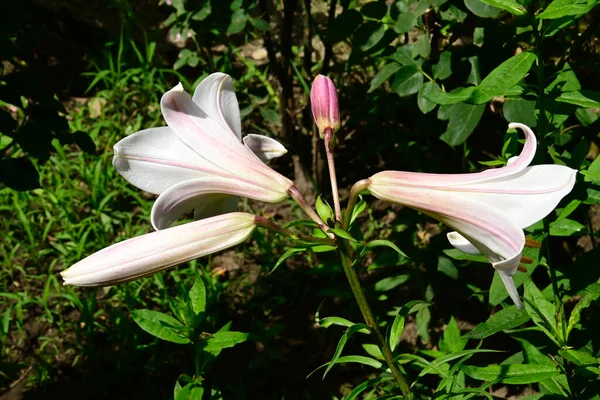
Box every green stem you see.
[324,128,342,224]
[343,179,371,230]
[288,185,333,237]
[338,241,411,395]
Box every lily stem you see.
[338,240,411,395]
[324,128,342,224]
[288,185,332,237]
[343,179,371,230]
[254,216,335,246]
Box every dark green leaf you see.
[394,12,417,34]
[439,103,485,146]
[538,0,599,19]
[391,65,424,97]
[328,10,363,43]
[503,98,537,127]
[227,9,248,36]
[353,22,385,52]
[475,0,526,14]
[414,34,431,58]
[418,82,441,114]
[468,52,537,104]
[433,51,452,80]
[440,317,468,353]
[189,272,206,315]
[131,309,190,344]
[361,1,388,19]
[191,5,211,21]
[425,87,476,105]
[374,275,411,292]
[464,0,503,17]
[549,218,586,236]
[567,282,600,337]
[546,63,581,93]
[369,63,401,93]
[250,18,270,31]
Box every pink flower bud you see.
[310,75,340,139]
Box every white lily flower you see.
[61,213,256,287]
[113,73,291,230]
[368,123,577,308]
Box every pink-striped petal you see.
[113,127,226,195]
[192,73,242,140]
[150,177,289,230]
[161,84,293,190]
[243,134,288,161]
[61,213,256,287]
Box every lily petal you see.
[447,232,481,255]
[243,134,288,161]
[192,72,242,141]
[61,213,256,287]
[113,127,226,195]
[161,84,293,189]
[369,185,525,261]
[371,123,537,188]
[461,164,577,228]
[151,177,289,230]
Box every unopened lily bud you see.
[310,75,340,139]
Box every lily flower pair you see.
[62,73,577,309]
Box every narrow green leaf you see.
[465,306,530,339]
[203,331,248,353]
[523,280,560,345]
[558,349,599,366]
[270,247,307,274]
[131,309,190,344]
[307,355,383,378]
[323,324,370,378]
[332,227,358,242]
[556,90,600,108]
[462,364,560,384]
[374,275,411,292]
[567,282,600,337]
[362,239,408,258]
[389,300,429,351]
